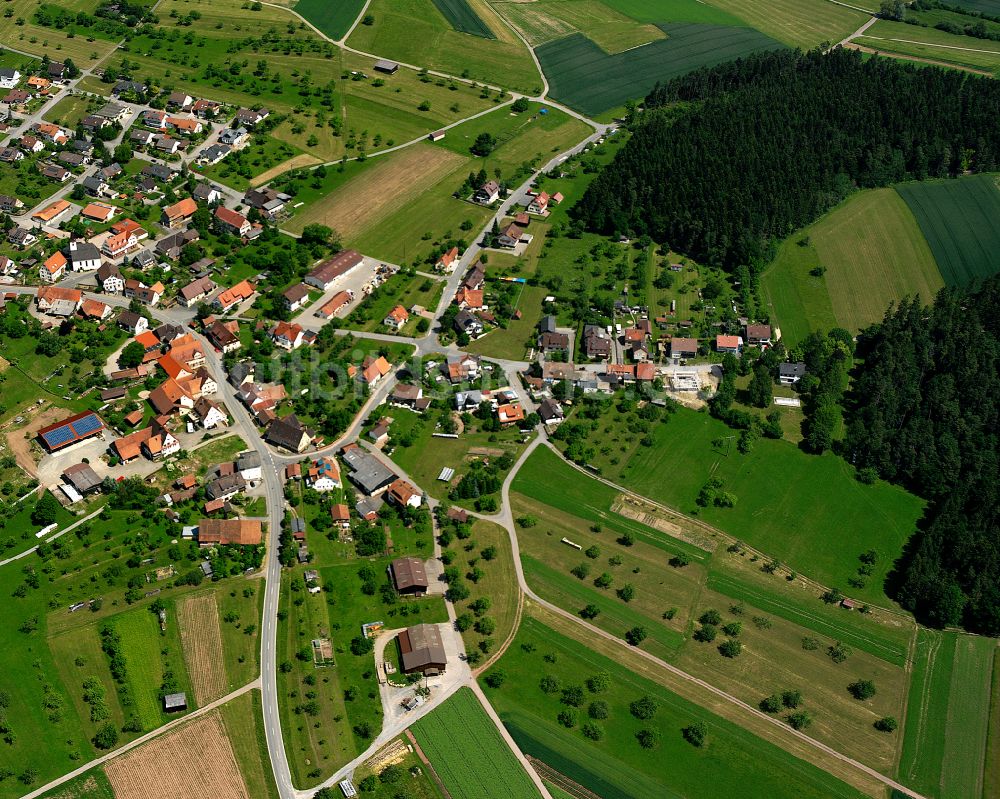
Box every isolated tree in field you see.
[625,626,647,645]
[31,492,59,527]
[93,722,118,750]
[719,639,742,658]
[681,722,706,747]
[617,583,636,603]
[782,690,803,708]
[561,685,584,707]
[848,680,876,700]
[637,728,660,749]
[699,609,722,626]
[558,709,577,728]
[874,716,898,732]
[580,603,600,620]
[828,641,851,663]
[539,675,560,694]
[693,624,717,643]
[470,133,496,157]
[630,695,658,720]
[511,97,529,113]
[587,672,611,693]
[484,670,505,688]
[582,721,604,741]
[760,694,782,713]
[594,572,612,589]
[787,711,812,730]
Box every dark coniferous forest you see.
[573,48,1000,268]
[847,277,1000,634]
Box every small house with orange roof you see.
[161,197,198,227]
[497,403,525,426]
[527,190,550,215]
[211,279,255,312]
[382,305,409,331]
[360,355,392,386]
[272,321,305,351]
[33,198,72,225]
[436,246,459,272]
[79,299,111,320]
[81,202,116,223]
[716,334,742,355]
[39,250,67,283]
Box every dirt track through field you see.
[251,153,323,187]
[105,712,249,799]
[290,144,465,240]
[178,595,228,704]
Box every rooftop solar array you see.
[39,412,104,450]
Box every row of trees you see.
[574,48,1000,269]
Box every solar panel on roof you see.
[71,414,102,435]
[43,427,75,447]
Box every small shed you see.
[374,59,399,74]
[163,692,187,712]
[428,130,445,142]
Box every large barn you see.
[398,624,447,675]
[390,557,428,596]
[36,411,105,452]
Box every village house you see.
[537,397,564,425]
[212,279,256,313]
[243,186,286,218]
[361,355,392,386]
[206,319,241,353]
[527,191,550,215]
[497,223,526,249]
[112,417,180,462]
[0,68,21,89]
[779,362,807,385]
[282,283,311,313]
[670,337,698,359]
[235,107,269,126]
[271,321,305,350]
[95,262,125,294]
[473,179,500,205]
[192,183,223,204]
[67,241,102,272]
[36,286,82,317]
[497,402,525,426]
[307,456,341,491]
[265,414,311,453]
[716,334,743,355]
[198,143,230,166]
[383,304,409,331]
[390,383,429,412]
[39,251,68,283]
[9,227,37,249]
[538,331,569,355]
[38,163,71,183]
[436,246,459,271]
[117,311,148,335]
[219,126,249,147]
[166,116,203,135]
[214,206,252,237]
[745,324,773,347]
[454,309,483,338]
[162,197,198,227]
[342,446,397,496]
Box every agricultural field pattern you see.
[0,0,999,799]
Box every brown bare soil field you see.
[178,595,228,704]
[251,154,323,187]
[105,712,250,799]
[289,144,465,240]
[5,405,64,477]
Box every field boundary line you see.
[474,587,524,676]
[861,34,1000,54]
[541,439,912,620]
[16,681,261,799]
[404,729,453,799]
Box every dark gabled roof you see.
[265,414,308,451]
[399,624,446,673]
[779,362,807,377]
[391,557,428,591]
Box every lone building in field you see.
[398,623,447,675]
[390,557,429,596]
[163,692,187,712]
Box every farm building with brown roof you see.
[398,624,447,674]
[390,557,428,596]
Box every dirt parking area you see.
[3,405,64,478]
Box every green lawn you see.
[484,617,869,799]
[347,0,542,94]
[199,135,303,192]
[294,0,366,39]
[536,23,784,117]
[544,406,925,606]
[703,0,868,49]
[860,19,1000,71]
[389,409,531,502]
[215,584,265,690]
[219,689,279,799]
[762,188,944,346]
[900,630,996,799]
[896,174,1000,287]
[43,94,98,127]
[113,606,188,730]
[411,687,542,799]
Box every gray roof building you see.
[342,447,397,495]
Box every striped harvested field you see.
[178,595,227,704]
